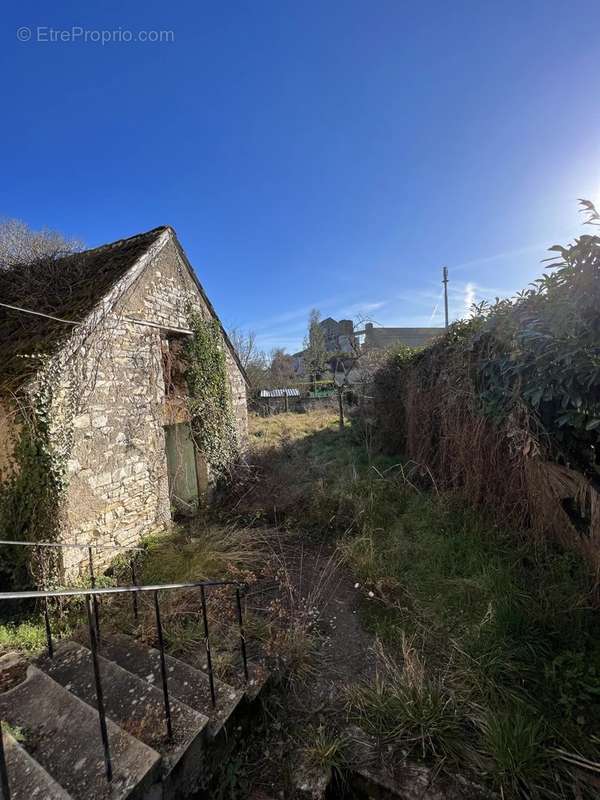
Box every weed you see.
[300,724,351,775]
[224,411,406,536]
[138,522,267,585]
[478,708,548,796]
[2,722,26,743]
[346,638,465,764]
[544,650,600,724]
[339,486,600,796]
[0,620,47,653]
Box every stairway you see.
[0,632,264,800]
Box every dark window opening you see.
[161,334,188,399]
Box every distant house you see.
[318,317,356,354]
[362,322,442,350]
[292,317,442,376]
[0,226,248,574]
[292,317,356,376]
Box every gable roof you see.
[0,226,247,392]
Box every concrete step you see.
[37,641,209,776]
[2,728,73,800]
[0,666,160,800]
[94,632,243,735]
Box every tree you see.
[0,218,83,268]
[228,328,261,371]
[303,309,328,390]
[269,348,296,385]
[228,327,269,389]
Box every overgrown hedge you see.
[373,202,600,575]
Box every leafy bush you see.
[372,201,600,567]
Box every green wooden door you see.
[164,422,199,514]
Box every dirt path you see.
[285,540,375,683]
[244,536,377,798]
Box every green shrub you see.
[371,201,600,560]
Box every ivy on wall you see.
[184,312,238,478]
[0,374,68,591]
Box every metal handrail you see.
[0,539,145,656]
[0,578,249,794]
[0,578,244,600]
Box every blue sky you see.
[2,1,600,354]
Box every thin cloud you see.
[463,281,476,312]
[332,299,387,318]
[450,242,549,273]
[241,296,342,332]
[428,302,440,323]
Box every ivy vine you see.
[184,312,238,478]
[0,373,67,591]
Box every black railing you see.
[0,578,248,797]
[0,539,145,650]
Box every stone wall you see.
[51,233,247,574]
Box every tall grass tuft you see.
[346,637,466,764]
[138,521,269,584]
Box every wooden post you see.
[284,392,289,413]
[337,387,345,430]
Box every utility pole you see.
[442,266,449,329]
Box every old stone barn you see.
[0,226,248,577]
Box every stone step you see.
[0,666,160,800]
[2,728,73,800]
[37,641,209,776]
[94,632,243,735]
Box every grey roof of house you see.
[365,327,443,349]
[260,388,300,398]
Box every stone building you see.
[362,322,442,349]
[292,317,356,376]
[291,317,442,377]
[0,226,248,574]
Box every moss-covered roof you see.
[0,226,168,392]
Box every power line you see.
[0,301,193,336]
[0,300,81,326]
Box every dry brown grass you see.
[247,409,340,450]
[374,343,600,582]
[225,410,351,528]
